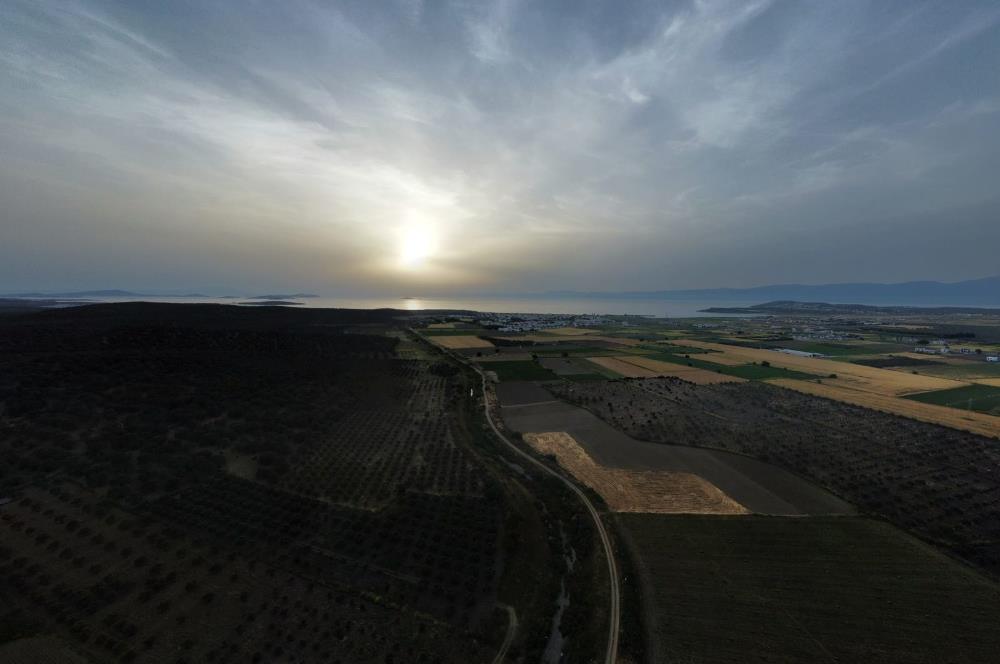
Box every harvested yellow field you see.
[432,335,494,349]
[662,346,746,366]
[523,432,748,514]
[975,378,1000,387]
[678,340,965,396]
[769,379,1000,439]
[613,355,745,384]
[427,322,456,329]
[586,356,658,377]
[505,334,642,346]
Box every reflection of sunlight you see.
[401,298,423,310]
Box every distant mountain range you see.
[543,275,1000,306]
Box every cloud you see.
[1,0,999,293]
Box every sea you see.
[49,295,764,318]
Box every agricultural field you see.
[586,355,743,384]
[428,334,494,349]
[554,378,1000,576]
[620,514,1000,664]
[0,303,596,663]
[905,383,1000,415]
[522,432,747,514]
[484,360,558,382]
[500,395,852,516]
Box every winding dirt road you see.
[416,330,620,664]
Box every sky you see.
[2,0,1000,296]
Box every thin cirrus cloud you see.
[1,0,999,294]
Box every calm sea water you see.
[81,295,762,318]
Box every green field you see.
[421,328,487,336]
[904,383,1000,415]
[488,360,559,382]
[620,514,1000,664]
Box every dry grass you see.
[974,378,1000,387]
[585,356,659,377]
[431,335,495,349]
[678,340,965,396]
[769,379,1000,439]
[523,431,748,514]
[617,355,745,384]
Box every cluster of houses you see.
[912,343,1000,361]
[475,312,617,333]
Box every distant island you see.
[701,300,1000,315]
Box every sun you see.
[398,224,437,269]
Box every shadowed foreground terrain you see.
[619,514,1000,664]
[0,303,605,663]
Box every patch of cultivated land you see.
[501,397,851,516]
[621,514,1000,664]
[678,339,966,395]
[905,383,1000,415]
[495,381,555,406]
[770,378,1000,438]
[553,378,1000,576]
[585,355,658,377]
[610,354,745,384]
[430,334,494,349]
[523,432,747,514]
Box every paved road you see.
[414,331,620,664]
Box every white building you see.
[987,356,1000,363]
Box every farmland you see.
[554,378,1000,577]
[620,514,1000,664]
[522,432,747,514]
[0,303,606,663]
[905,383,1000,415]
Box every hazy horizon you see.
[3,1,1000,295]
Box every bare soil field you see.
[431,334,495,349]
[614,355,745,384]
[977,378,1000,387]
[477,352,533,361]
[553,378,1000,576]
[620,514,1000,664]
[501,400,852,515]
[496,381,556,406]
[523,432,747,514]
[769,378,1000,438]
[540,357,601,375]
[427,322,457,329]
[678,339,967,395]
